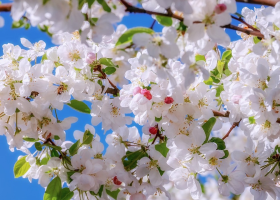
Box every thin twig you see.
[231,15,259,31]
[150,19,156,29]
[120,0,265,38]
[0,3,12,12]
[236,0,280,6]
[222,120,241,140]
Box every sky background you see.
[0,1,261,199]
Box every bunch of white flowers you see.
[2,0,280,200]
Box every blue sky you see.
[0,1,260,199]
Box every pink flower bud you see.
[133,87,142,95]
[86,52,96,64]
[130,193,146,200]
[149,127,158,135]
[113,176,122,185]
[164,97,174,104]
[215,4,227,14]
[231,95,242,104]
[141,89,152,100]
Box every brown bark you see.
[236,0,280,6]
[0,3,12,12]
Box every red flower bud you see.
[215,4,227,14]
[141,89,152,100]
[113,176,122,185]
[164,97,174,104]
[149,127,158,135]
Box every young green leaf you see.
[104,67,116,75]
[69,140,80,156]
[83,130,94,145]
[195,54,206,62]
[99,58,116,68]
[106,189,120,200]
[249,116,256,124]
[202,117,217,143]
[23,137,39,142]
[58,187,74,200]
[209,137,226,150]
[217,60,225,74]
[156,15,172,27]
[35,142,43,151]
[122,150,147,171]
[115,27,154,46]
[221,150,229,159]
[97,0,111,12]
[43,176,62,200]
[12,20,24,29]
[51,149,60,157]
[253,36,261,44]
[204,77,213,85]
[67,100,91,114]
[14,156,31,178]
[40,157,50,165]
[216,85,224,97]
[87,0,95,8]
[155,116,162,122]
[155,142,169,158]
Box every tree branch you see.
[120,0,265,38]
[236,0,280,6]
[0,3,12,12]
[222,120,241,140]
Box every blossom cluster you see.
[2,0,280,200]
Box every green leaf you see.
[221,150,229,159]
[51,149,60,158]
[67,171,75,183]
[176,21,187,32]
[216,85,224,97]
[23,137,39,142]
[217,60,225,74]
[104,67,116,75]
[116,27,154,46]
[43,0,50,5]
[43,143,62,151]
[202,117,217,143]
[69,140,80,156]
[195,55,206,62]
[157,167,165,176]
[253,36,261,44]
[221,50,232,61]
[234,12,244,18]
[54,135,60,140]
[40,157,50,165]
[122,150,147,171]
[67,100,91,114]
[43,176,62,200]
[156,15,172,27]
[155,116,162,122]
[58,188,74,200]
[41,53,48,63]
[24,23,31,30]
[14,156,30,178]
[83,130,94,145]
[97,0,111,12]
[249,116,256,124]
[90,185,104,197]
[78,0,86,9]
[87,0,95,8]
[99,58,116,68]
[209,137,226,150]
[35,142,43,151]
[106,189,120,200]
[155,142,169,158]
[12,20,24,29]
[204,77,213,85]
[273,23,280,31]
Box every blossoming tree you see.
[1,0,280,199]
